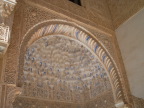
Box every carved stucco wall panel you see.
[13,96,86,108]
[4,40,20,84]
[2,0,134,107]
[3,0,116,85]
[24,0,114,33]
[86,91,115,108]
[3,1,23,84]
[19,1,120,77]
[13,91,115,108]
[15,21,134,108]
[21,2,116,64]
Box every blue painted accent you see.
[98,65,100,70]
[40,62,42,66]
[102,54,106,62]
[86,36,90,41]
[76,31,80,39]
[43,72,46,75]
[32,57,35,62]
[53,24,58,33]
[108,65,113,72]
[94,44,99,52]
[101,73,104,78]
[95,74,98,77]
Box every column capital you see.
[0,0,16,19]
[0,23,9,55]
[0,0,16,56]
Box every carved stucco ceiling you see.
[22,35,112,103]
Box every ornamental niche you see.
[15,22,129,108]
[22,35,111,101]
[16,35,115,108]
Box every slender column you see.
[0,1,17,108]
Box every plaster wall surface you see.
[115,8,144,99]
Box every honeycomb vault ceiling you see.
[13,36,115,108]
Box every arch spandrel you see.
[17,20,127,106]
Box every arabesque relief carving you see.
[1,0,141,107]
[22,36,112,102]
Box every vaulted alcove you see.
[13,35,115,108]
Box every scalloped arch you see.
[18,20,124,104]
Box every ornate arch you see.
[17,20,126,105]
